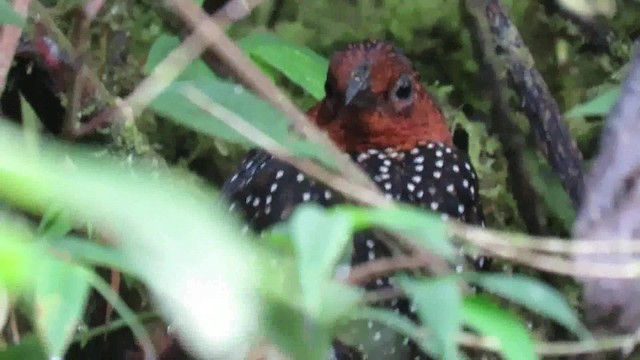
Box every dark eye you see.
[392,75,413,100]
[324,79,334,98]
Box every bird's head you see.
[308,40,452,153]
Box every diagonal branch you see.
[464,0,585,210]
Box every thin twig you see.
[73,311,159,344]
[211,0,264,25]
[545,0,615,54]
[181,86,386,206]
[29,1,110,101]
[62,0,105,137]
[451,222,640,255]
[459,330,640,356]
[479,240,640,279]
[346,255,430,285]
[0,0,32,93]
[75,0,262,137]
[361,287,405,304]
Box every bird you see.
[221,40,487,359]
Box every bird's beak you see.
[345,63,372,106]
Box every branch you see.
[0,0,31,93]
[573,39,640,337]
[464,0,585,209]
[346,255,435,286]
[74,0,262,136]
[543,0,615,54]
[62,0,105,138]
[462,0,546,234]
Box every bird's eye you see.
[324,79,334,98]
[392,75,413,101]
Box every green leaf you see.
[566,87,620,118]
[338,205,454,260]
[522,151,575,231]
[468,273,589,339]
[86,271,154,358]
[0,222,37,291]
[289,204,354,316]
[0,121,260,359]
[348,307,437,359]
[20,94,42,154]
[34,259,91,358]
[399,276,461,359]
[145,34,216,82]
[462,296,537,360]
[48,236,136,274]
[0,0,25,26]
[37,205,73,239]
[0,335,47,360]
[150,80,336,168]
[239,32,329,100]
[263,298,333,360]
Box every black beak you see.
[345,63,372,106]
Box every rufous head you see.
[308,40,452,152]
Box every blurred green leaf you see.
[0,0,25,26]
[0,222,37,291]
[289,204,354,316]
[48,236,136,274]
[264,298,333,360]
[468,274,589,339]
[37,206,73,240]
[86,271,154,357]
[20,94,41,154]
[263,224,296,254]
[150,80,336,168]
[0,121,260,359]
[34,259,90,358]
[0,335,47,360]
[239,32,329,100]
[349,307,438,358]
[145,34,217,81]
[338,205,453,260]
[566,87,620,118]
[522,151,575,231]
[463,296,537,360]
[399,276,461,359]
